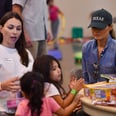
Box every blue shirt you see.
[82,35,116,84]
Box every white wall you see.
[52,0,116,37]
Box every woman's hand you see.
[1,77,20,92]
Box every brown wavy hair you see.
[0,11,29,66]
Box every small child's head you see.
[33,55,66,97]
[20,71,44,98]
[20,71,44,115]
[33,55,63,84]
[70,68,83,81]
[47,0,54,5]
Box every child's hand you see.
[69,77,76,89]
[73,94,83,105]
[73,100,82,112]
[70,78,84,91]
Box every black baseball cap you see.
[88,9,112,29]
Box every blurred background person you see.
[47,0,65,49]
[0,0,12,19]
[12,0,48,58]
[82,9,116,84]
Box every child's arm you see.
[58,9,65,30]
[52,78,84,108]
[58,9,64,17]
[55,94,83,116]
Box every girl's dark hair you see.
[0,11,29,66]
[20,71,44,116]
[33,55,66,97]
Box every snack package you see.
[101,74,116,82]
[84,82,116,106]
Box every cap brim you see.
[88,22,107,29]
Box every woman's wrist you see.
[70,89,78,95]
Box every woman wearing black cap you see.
[82,9,116,84]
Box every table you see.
[79,89,116,116]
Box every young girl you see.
[33,55,84,110]
[47,0,65,49]
[15,71,82,116]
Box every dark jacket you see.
[0,0,12,19]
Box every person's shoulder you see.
[25,48,30,53]
[43,97,54,101]
[43,97,60,113]
[109,38,116,48]
[44,82,60,97]
[25,48,32,55]
[43,97,59,107]
[0,44,2,48]
[55,5,59,9]
[111,38,116,43]
[43,97,55,106]
[52,5,59,10]
[12,0,25,7]
[44,82,57,89]
[18,99,29,106]
[83,39,95,48]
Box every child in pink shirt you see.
[16,97,60,116]
[15,72,82,116]
[47,0,64,49]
